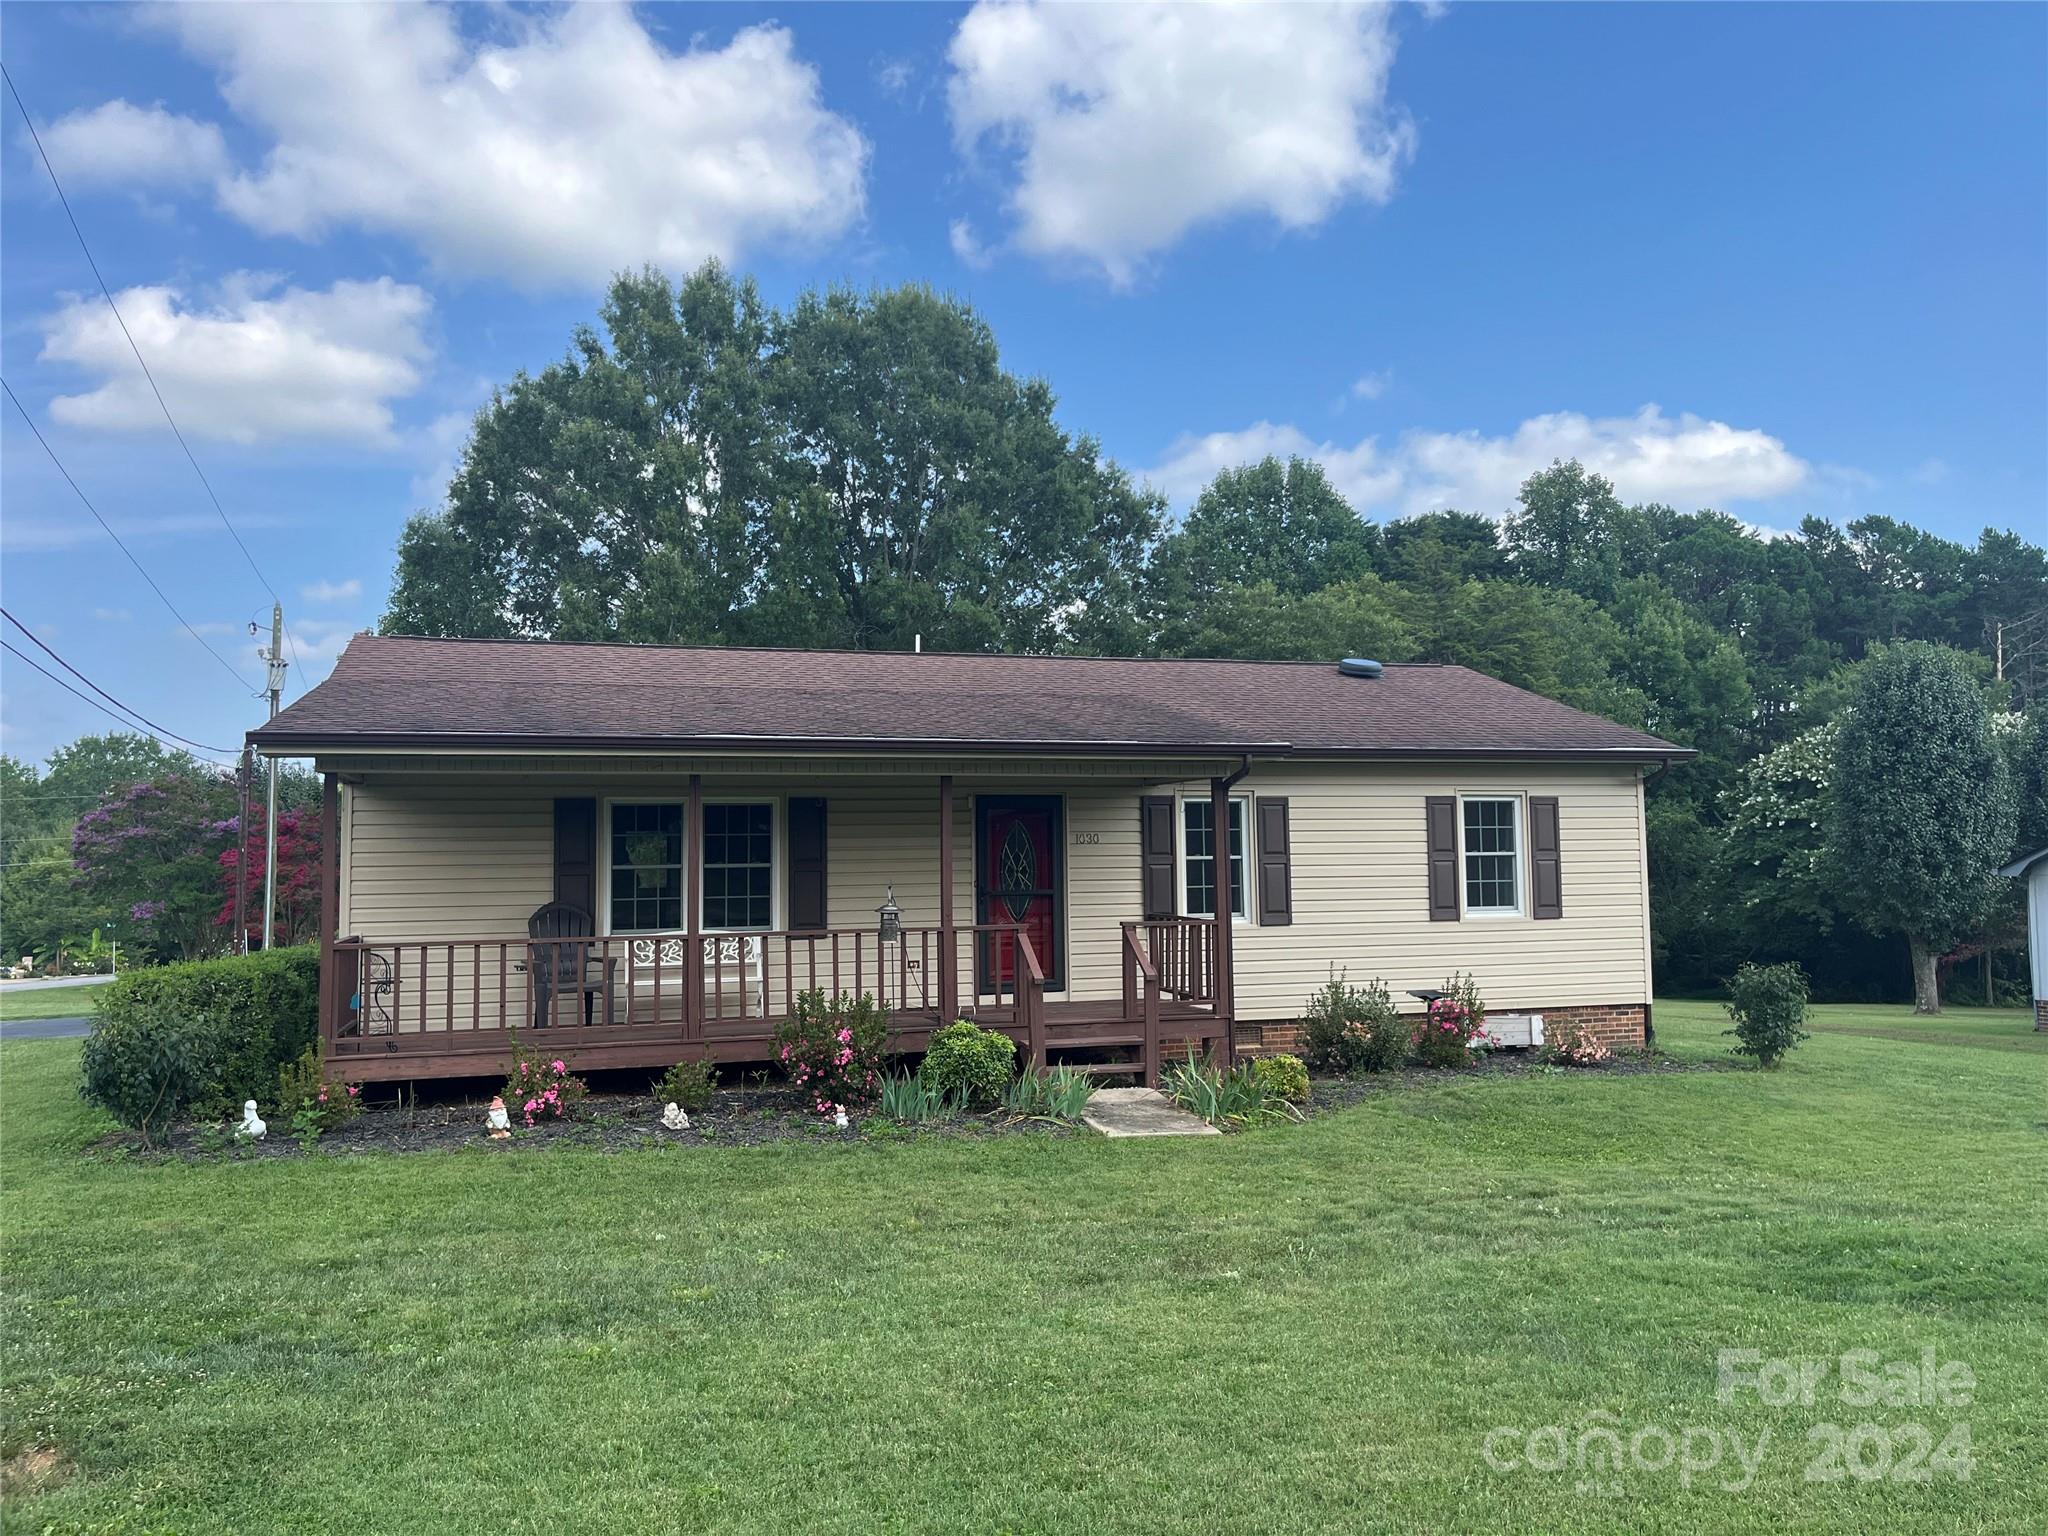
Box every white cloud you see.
[1910,456,1950,486]
[38,99,229,187]
[91,608,133,623]
[1350,369,1392,401]
[300,579,362,604]
[947,0,1413,283]
[128,3,866,287]
[1142,406,1815,516]
[949,218,993,270]
[39,274,432,446]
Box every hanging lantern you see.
[876,885,901,943]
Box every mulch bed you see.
[108,1077,1085,1162]
[93,1047,1726,1162]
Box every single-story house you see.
[1998,846,2048,1032]
[252,636,1693,1083]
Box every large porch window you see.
[1180,797,1248,921]
[605,799,777,933]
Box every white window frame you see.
[600,796,783,936]
[1458,794,1524,919]
[1176,793,1252,924]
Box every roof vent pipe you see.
[1337,657,1383,678]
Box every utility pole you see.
[255,604,287,950]
[234,746,252,954]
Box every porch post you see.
[686,773,703,1042]
[317,771,338,1054]
[937,774,957,1022]
[1210,774,1236,1066]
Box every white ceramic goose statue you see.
[237,1099,267,1140]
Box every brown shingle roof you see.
[250,634,1692,761]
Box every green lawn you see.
[0,986,102,1024]
[2,1001,2043,1534]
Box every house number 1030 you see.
[1071,831,1100,845]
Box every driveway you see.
[2,974,117,993]
[0,1014,98,1041]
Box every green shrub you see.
[1002,1064,1097,1122]
[918,1020,1017,1106]
[78,1000,227,1145]
[82,947,320,1137]
[86,947,319,1119]
[652,1057,716,1112]
[1299,971,1405,1074]
[276,1046,362,1148]
[1250,1053,1310,1104]
[1723,961,1811,1068]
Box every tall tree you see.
[1501,461,1654,602]
[1825,644,2017,1012]
[385,264,1160,654]
[70,775,239,963]
[1144,456,1376,629]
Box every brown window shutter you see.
[1139,794,1177,919]
[788,797,828,931]
[1425,795,1460,921]
[1530,795,1562,920]
[554,797,598,919]
[1255,797,1292,926]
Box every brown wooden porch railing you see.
[1121,917,1221,1006]
[1121,923,1162,1085]
[325,922,1047,1058]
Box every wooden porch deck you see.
[321,919,1229,1084]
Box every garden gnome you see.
[486,1096,512,1138]
[237,1099,267,1140]
[660,1101,690,1131]
[834,1105,850,1130]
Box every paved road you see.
[1,973,117,993]
[0,1015,96,1041]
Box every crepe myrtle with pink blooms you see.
[772,988,890,1115]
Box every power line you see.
[1,62,304,683]
[1,641,237,761]
[2,377,262,693]
[1,609,237,754]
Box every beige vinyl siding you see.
[334,759,1652,1029]
[1151,761,1651,1017]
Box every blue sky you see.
[2,1,2043,765]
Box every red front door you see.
[976,797,1062,991]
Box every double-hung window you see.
[1460,796,1522,916]
[609,802,684,933]
[1181,798,1248,920]
[701,802,774,930]
[605,800,776,933]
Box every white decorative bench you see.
[627,934,766,1019]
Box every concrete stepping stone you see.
[1080,1086,1222,1138]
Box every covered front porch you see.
[312,761,1246,1084]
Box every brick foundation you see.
[1239,1002,1649,1057]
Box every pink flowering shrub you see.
[1543,1014,1613,1067]
[275,1044,362,1147]
[503,1045,589,1127]
[772,989,890,1116]
[1411,972,1492,1068]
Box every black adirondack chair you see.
[525,903,616,1028]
